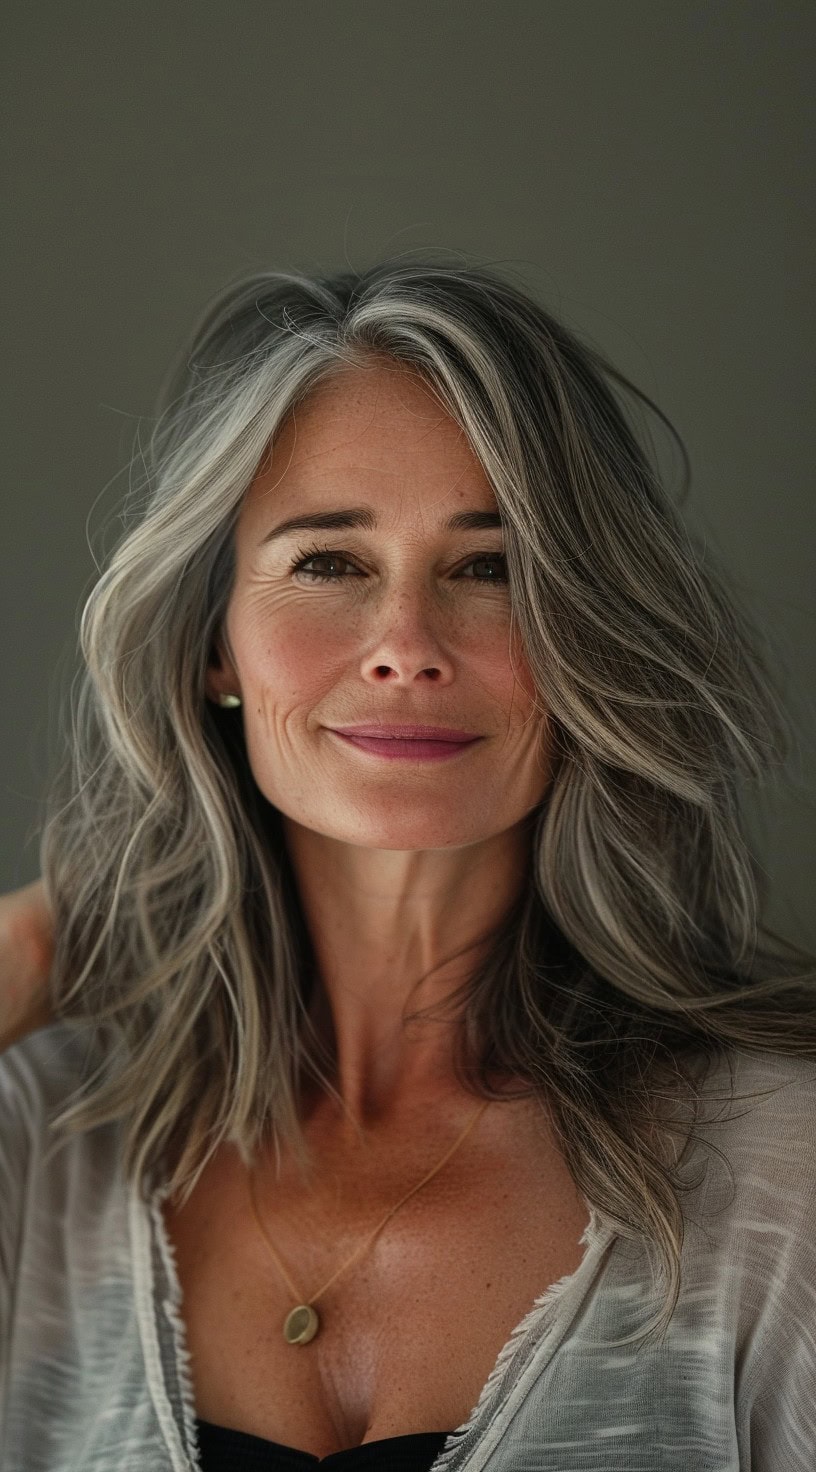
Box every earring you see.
[218,693,242,708]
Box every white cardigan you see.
[1,1021,814,1471]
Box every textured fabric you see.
[194,1417,451,1469]
[1,1021,815,1471]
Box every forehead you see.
[242,359,497,520]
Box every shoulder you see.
[0,1018,126,1223]
[687,1047,816,1265]
[0,1019,105,1118]
[0,1022,115,1299]
[0,1020,111,1176]
[696,1046,816,1155]
[693,1052,816,1454]
[693,1046,816,1173]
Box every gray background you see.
[3,0,814,946]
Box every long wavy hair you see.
[40,253,816,1348]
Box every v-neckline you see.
[132,1175,616,1471]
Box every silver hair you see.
[40,253,816,1348]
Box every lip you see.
[329,730,481,761]
[330,724,480,741]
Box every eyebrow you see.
[258,505,505,545]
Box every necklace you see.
[248,1098,491,1345]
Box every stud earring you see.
[218,693,242,708]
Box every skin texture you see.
[0,879,53,1051]
[174,360,592,1454]
[205,356,553,1130]
[2,360,592,1454]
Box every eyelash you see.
[288,542,509,586]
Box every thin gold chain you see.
[248,1098,491,1309]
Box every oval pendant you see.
[283,1303,319,1345]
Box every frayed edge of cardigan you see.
[148,1181,203,1471]
[428,1205,609,1472]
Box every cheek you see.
[231,595,343,699]
[230,586,537,713]
[470,619,537,718]
[504,624,541,710]
[509,653,540,714]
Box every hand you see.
[0,877,55,1050]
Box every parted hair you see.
[40,253,816,1348]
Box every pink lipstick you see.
[328,724,482,761]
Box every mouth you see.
[330,724,480,741]
[327,730,483,762]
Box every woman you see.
[1,257,814,1471]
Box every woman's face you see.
[206,358,553,851]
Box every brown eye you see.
[289,546,364,582]
[459,555,508,583]
[288,545,508,585]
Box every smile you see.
[328,731,483,761]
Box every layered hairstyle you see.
[40,254,816,1347]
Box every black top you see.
[195,1417,453,1470]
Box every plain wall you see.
[3,0,814,945]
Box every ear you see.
[204,630,241,706]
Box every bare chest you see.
[161,1105,591,1458]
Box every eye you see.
[289,543,509,585]
[459,554,508,583]
[289,545,365,582]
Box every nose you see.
[358,584,457,686]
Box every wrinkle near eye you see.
[285,542,508,581]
